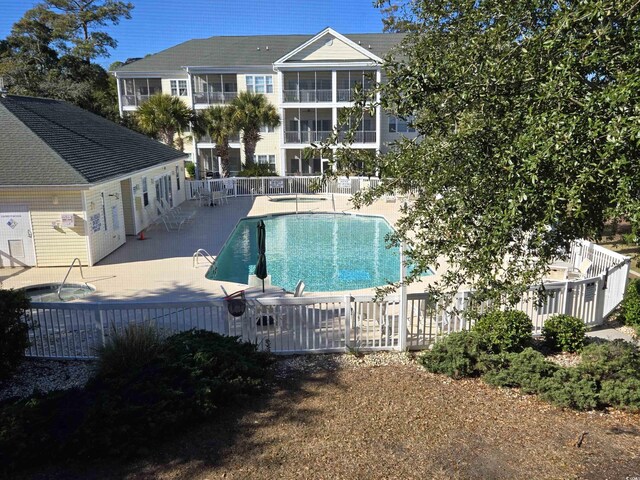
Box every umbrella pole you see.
[262,278,265,292]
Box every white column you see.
[115,75,123,117]
[331,70,337,103]
[375,69,382,153]
[280,148,287,176]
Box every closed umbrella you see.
[254,220,268,292]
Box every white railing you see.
[186,176,382,200]
[22,233,629,359]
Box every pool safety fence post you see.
[296,193,298,214]
[97,309,106,349]
[398,242,408,351]
[344,294,352,351]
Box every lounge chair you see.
[567,258,593,280]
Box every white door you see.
[0,206,36,267]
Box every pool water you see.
[206,213,430,292]
[24,283,96,302]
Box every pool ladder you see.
[57,257,87,300]
[193,249,215,268]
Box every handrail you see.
[57,258,85,300]
[193,249,215,268]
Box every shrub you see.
[622,279,640,329]
[539,368,600,410]
[599,378,640,412]
[237,164,275,177]
[0,289,30,378]
[542,315,586,353]
[577,340,640,382]
[0,329,271,472]
[96,322,164,377]
[185,161,196,178]
[419,331,487,379]
[473,310,533,353]
[483,348,558,394]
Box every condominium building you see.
[113,28,416,177]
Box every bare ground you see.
[21,354,640,480]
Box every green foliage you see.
[577,340,640,381]
[539,369,600,411]
[193,106,237,177]
[0,1,132,121]
[0,289,30,379]
[599,379,640,412]
[237,163,276,177]
[483,339,640,411]
[419,330,488,379]
[96,322,164,378]
[230,92,280,167]
[483,348,558,394]
[622,279,640,329]
[323,0,640,304]
[0,330,270,472]
[473,310,532,354]
[185,161,196,178]
[135,94,192,146]
[542,315,586,353]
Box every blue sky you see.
[1,0,385,68]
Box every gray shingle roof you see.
[0,95,187,186]
[115,32,404,73]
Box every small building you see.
[0,95,188,268]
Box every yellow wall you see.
[0,189,88,267]
[290,35,369,62]
[84,181,126,265]
[125,160,187,234]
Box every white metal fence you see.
[186,176,381,199]
[23,238,629,359]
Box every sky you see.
[0,0,386,68]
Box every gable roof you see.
[115,32,404,73]
[274,28,384,65]
[0,95,187,187]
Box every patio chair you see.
[567,258,593,280]
[161,214,186,232]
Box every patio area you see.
[0,194,440,303]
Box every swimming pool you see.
[206,213,430,292]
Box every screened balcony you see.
[336,70,375,102]
[283,71,332,103]
[283,108,333,144]
[337,108,377,144]
[192,74,238,106]
[120,78,162,108]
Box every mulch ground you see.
[22,354,640,480]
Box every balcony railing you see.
[337,89,373,102]
[193,91,238,105]
[197,134,241,144]
[121,94,156,107]
[338,131,377,143]
[284,131,332,144]
[283,89,332,103]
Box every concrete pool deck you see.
[0,195,443,302]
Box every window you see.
[388,115,416,133]
[254,154,276,167]
[142,177,149,206]
[246,75,273,94]
[260,124,275,133]
[176,166,181,190]
[170,80,188,96]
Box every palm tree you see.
[135,94,192,147]
[194,105,237,177]
[230,91,280,167]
